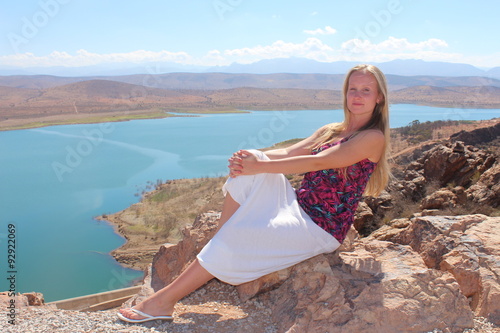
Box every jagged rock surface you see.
[450,122,500,146]
[127,213,499,332]
[466,162,500,207]
[370,214,500,326]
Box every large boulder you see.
[466,161,500,208]
[420,141,494,188]
[255,239,473,333]
[127,213,500,331]
[420,186,467,210]
[371,214,500,325]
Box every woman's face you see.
[346,71,382,118]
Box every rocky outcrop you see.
[450,122,500,146]
[0,292,45,308]
[128,212,499,332]
[413,141,494,188]
[149,211,220,291]
[362,137,499,234]
[466,162,500,207]
[370,214,500,326]
[419,186,467,210]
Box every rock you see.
[353,201,373,232]
[0,292,45,308]
[467,162,500,207]
[403,141,494,189]
[129,212,500,331]
[364,190,393,216]
[236,227,360,302]
[450,122,500,145]
[420,189,458,210]
[371,214,500,325]
[265,239,473,333]
[150,212,220,291]
[24,292,44,306]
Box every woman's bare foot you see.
[118,259,214,322]
[118,295,174,321]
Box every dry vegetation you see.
[1,77,499,131]
[102,177,227,269]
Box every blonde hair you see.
[311,64,391,197]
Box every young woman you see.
[118,64,391,323]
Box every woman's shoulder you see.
[315,122,341,133]
[352,129,384,142]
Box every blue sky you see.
[1,0,498,69]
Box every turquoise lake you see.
[0,105,498,302]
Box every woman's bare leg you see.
[119,193,240,320]
[119,259,214,318]
[217,192,240,231]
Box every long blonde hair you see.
[311,64,391,197]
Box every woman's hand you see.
[228,150,260,177]
[228,151,243,178]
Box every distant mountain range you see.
[1,72,499,91]
[1,58,499,79]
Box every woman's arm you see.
[234,130,384,176]
[228,125,324,177]
[263,124,332,159]
[263,133,315,160]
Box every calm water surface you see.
[0,105,498,302]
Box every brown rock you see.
[0,292,44,308]
[24,292,44,306]
[450,121,500,145]
[420,189,458,210]
[415,141,495,188]
[353,201,373,232]
[236,227,360,302]
[467,162,500,207]
[132,212,489,332]
[372,214,500,325]
[265,239,473,333]
[150,212,220,291]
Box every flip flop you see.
[117,308,173,323]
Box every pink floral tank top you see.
[296,137,376,243]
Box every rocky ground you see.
[2,215,499,333]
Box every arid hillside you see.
[1,74,499,130]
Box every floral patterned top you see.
[296,137,377,243]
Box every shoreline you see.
[97,210,167,271]
[98,177,228,271]
[0,108,248,132]
[2,103,499,132]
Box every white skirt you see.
[197,150,340,285]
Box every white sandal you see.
[117,308,173,323]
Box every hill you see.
[1,72,500,90]
[2,59,498,79]
[391,85,500,108]
[1,74,499,131]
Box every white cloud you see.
[0,36,495,69]
[0,49,192,68]
[340,37,448,55]
[221,38,335,64]
[304,26,337,36]
[334,36,462,64]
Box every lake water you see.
[0,105,498,302]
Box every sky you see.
[0,0,499,70]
